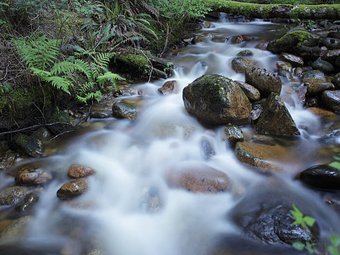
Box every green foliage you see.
[291,204,316,229]
[329,156,340,170]
[290,204,317,254]
[14,35,61,69]
[81,1,157,50]
[328,235,340,255]
[148,0,211,20]
[14,34,124,103]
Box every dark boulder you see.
[183,74,251,126]
[299,164,340,190]
[322,90,340,113]
[254,93,300,137]
[245,67,282,96]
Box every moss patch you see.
[206,0,340,19]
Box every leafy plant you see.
[329,156,340,170]
[14,34,124,103]
[328,235,340,255]
[290,204,317,254]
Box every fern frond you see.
[76,90,102,103]
[14,35,61,70]
[45,76,72,94]
[97,71,124,87]
[93,52,113,71]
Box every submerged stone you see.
[166,163,230,193]
[235,141,288,172]
[0,186,30,206]
[158,80,179,95]
[57,178,88,200]
[67,164,96,179]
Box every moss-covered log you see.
[207,0,340,19]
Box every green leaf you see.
[306,242,315,254]
[330,235,340,247]
[292,242,305,251]
[328,246,340,255]
[333,156,340,161]
[304,216,316,227]
[329,162,340,170]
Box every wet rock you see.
[231,179,320,246]
[47,110,73,135]
[276,61,292,77]
[0,186,30,206]
[333,73,340,89]
[166,163,230,193]
[67,164,96,179]
[200,137,216,160]
[15,192,40,214]
[299,164,340,190]
[57,178,88,200]
[32,127,52,142]
[305,81,335,95]
[297,45,327,60]
[237,50,253,57]
[303,70,326,82]
[15,165,52,186]
[90,111,111,119]
[267,28,314,54]
[250,101,264,121]
[231,57,260,74]
[308,107,336,120]
[158,80,179,95]
[233,202,318,245]
[322,37,340,50]
[224,126,244,145]
[245,67,282,96]
[230,35,253,44]
[0,150,20,171]
[322,90,340,113]
[311,58,334,74]
[255,41,269,50]
[183,74,251,126]
[324,49,340,62]
[0,216,31,242]
[328,32,340,39]
[10,133,44,157]
[112,98,142,120]
[140,186,162,212]
[280,53,304,67]
[235,142,288,172]
[234,81,261,102]
[254,93,300,137]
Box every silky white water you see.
[9,14,338,255]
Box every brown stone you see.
[166,163,230,193]
[235,142,289,172]
[57,179,88,200]
[230,35,253,44]
[67,164,96,179]
[308,107,336,120]
[158,80,179,95]
[232,57,260,74]
[15,166,52,186]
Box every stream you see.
[0,14,340,255]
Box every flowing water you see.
[1,14,340,255]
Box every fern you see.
[97,71,124,88]
[14,35,61,70]
[15,34,122,104]
[93,52,113,71]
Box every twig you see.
[160,23,170,58]
[0,122,73,137]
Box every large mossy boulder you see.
[267,28,316,54]
[183,74,251,126]
[113,52,173,81]
[254,93,300,137]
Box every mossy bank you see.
[207,0,340,19]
